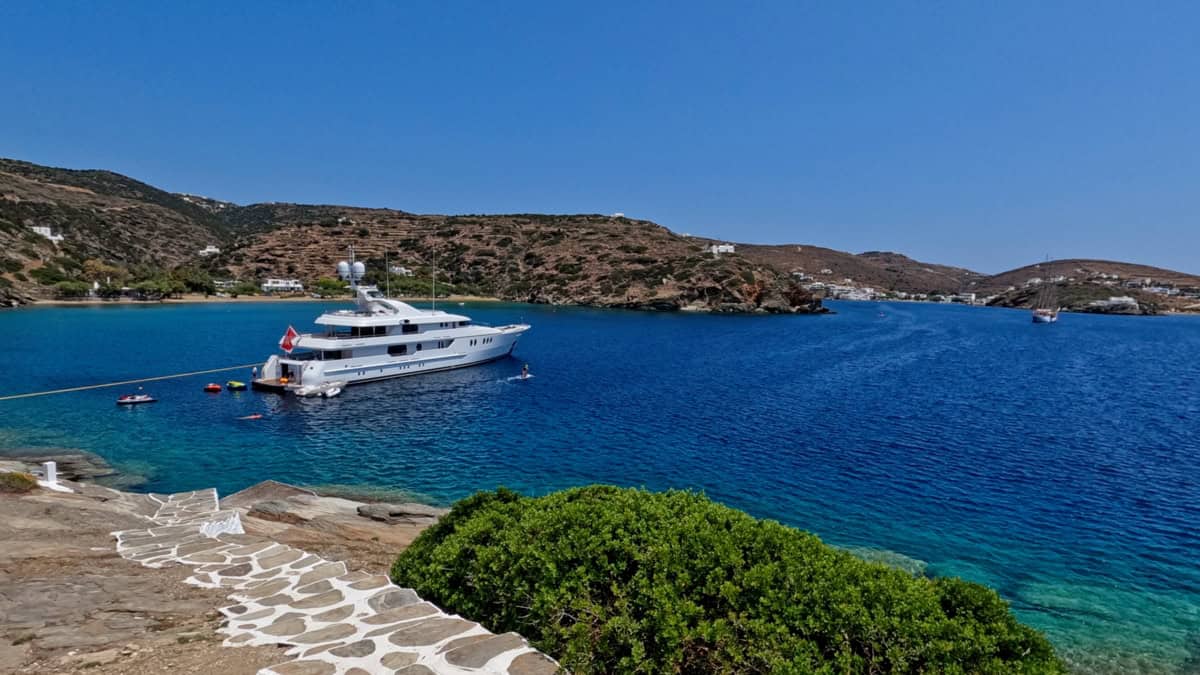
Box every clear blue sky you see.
[2,2,1197,273]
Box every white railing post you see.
[42,460,57,485]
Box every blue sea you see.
[1,299,1197,673]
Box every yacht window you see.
[416,343,422,351]
[322,350,345,360]
[402,324,418,334]
[387,344,407,356]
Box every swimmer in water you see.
[521,364,529,380]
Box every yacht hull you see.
[256,325,528,391]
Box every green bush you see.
[53,280,91,298]
[30,264,67,285]
[314,276,349,297]
[0,471,38,493]
[391,486,1062,674]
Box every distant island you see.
[2,157,1197,315]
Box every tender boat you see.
[253,257,529,393]
[203,383,222,393]
[295,380,347,398]
[226,380,248,391]
[117,394,157,405]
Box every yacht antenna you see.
[384,250,390,298]
[348,245,356,292]
[431,249,437,311]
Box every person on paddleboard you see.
[521,364,529,380]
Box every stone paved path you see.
[113,489,559,675]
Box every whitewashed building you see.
[198,245,221,256]
[30,226,64,243]
[261,278,304,293]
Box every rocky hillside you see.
[716,241,984,294]
[0,158,822,313]
[974,258,1200,294]
[222,206,822,313]
[0,159,230,303]
[986,283,1161,315]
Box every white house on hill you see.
[261,278,304,293]
[30,225,64,243]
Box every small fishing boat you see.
[226,380,248,391]
[1032,308,1059,324]
[203,383,222,393]
[1031,261,1061,324]
[117,394,157,406]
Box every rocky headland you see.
[0,455,554,674]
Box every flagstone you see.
[445,632,528,668]
[291,622,357,644]
[367,587,421,612]
[311,604,355,623]
[387,617,477,647]
[329,640,376,658]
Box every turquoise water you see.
[1,300,1197,672]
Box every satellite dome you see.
[351,261,366,279]
[336,261,350,279]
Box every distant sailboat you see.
[1032,278,1059,324]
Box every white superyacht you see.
[253,265,529,392]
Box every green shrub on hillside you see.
[391,486,1062,674]
[53,280,91,297]
[30,264,68,285]
[0,471,38,493]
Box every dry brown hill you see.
[704,241,984,294]
[974,259,1200,294]
[222,206,821,312]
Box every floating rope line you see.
[0,363,260,401]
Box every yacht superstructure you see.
[253,285,529,391]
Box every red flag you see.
[279,325,299,353]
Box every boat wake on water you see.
[505,374,535,381]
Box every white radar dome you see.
[352,261,366,279]
[336,261,350,279]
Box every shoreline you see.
[30,293,503,307]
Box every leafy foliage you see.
[0,471,38,493]
[53,280,91,298]
[391,486,1063,674]
[314,276,350,297]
